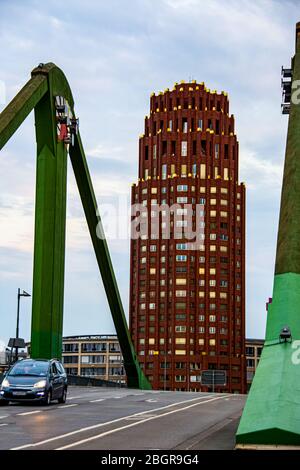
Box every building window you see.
[177,184,188,192]
[181,141,187,156]
[162,164,167,180]
[176,290,187,297]
[175,338,186,345]
[176,255,187,262]
[175,350,186,355]
[182,119,188,133]
[177,196,188,203]
[175,326,186,333]
[176,243,188,250]
[215,143,219,158]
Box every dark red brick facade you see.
[129,81,246,393]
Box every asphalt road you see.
[0,387,246,450]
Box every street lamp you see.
[15,288,31,361]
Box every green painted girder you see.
[0,63,150,390]
[236,23,300,446]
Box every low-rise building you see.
[245,338,264,391]
[62,335,125,384]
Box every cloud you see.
[240,149,283,190]
[0,0,299,343]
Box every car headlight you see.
[1,379,9,388]
[33,380,47,388]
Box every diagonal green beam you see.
[236,22,300,448]
[0,73,48,150]
[69,135,151,389]
[0,62,150,389]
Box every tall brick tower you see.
[129,81,246,393]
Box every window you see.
[176,255,187,262]
[175,326,186,333]
[199,327,205,333]
[192,163,197,176]
[162,164,167,180]
[175,302,186,310]
[182,119,188,133]
[175,375,186,382]
[198,119,203,129]
[210,210,216,217]
[177,196,188,203]
[181,141,187,156]
[221,188,228,194]
[181,164,187,177]
[209,315,216,322]
[176,243,188,250]
[200,164,206,179]
[209,339,216,346]
[175,350,186,355]
[177,208,188,216]
[177,185,188,192]
[215,143,219,158]
[209,327,216,334]
[176,278,187,285]
[150,268,156,275]
[150,245,157,252]
[153,144,157,159]
[175,338,186,344]
[199,315,205,322]
[176,290,187,297]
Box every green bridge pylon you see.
[0,63,151,390]
[236,23,300,447]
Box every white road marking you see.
[11,394,221,450]
[0,416,8,420]
[90,399,105,403]
[146,399,157,403]
[68,396,84,400]
[56,395,229,450]
[59,404,78,409]
[17,410,41,416]
[0,423,8,427]
[113,396,121,399]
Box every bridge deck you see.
[0,387,246,450]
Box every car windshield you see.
[8,361,49,377]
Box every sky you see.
[0,0,299,348]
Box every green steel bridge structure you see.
[0,62,150,390]
[236,22,300,447]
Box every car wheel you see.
[58,388,67,404]
[42,390,52,406]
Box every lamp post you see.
[15,288,31,361]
